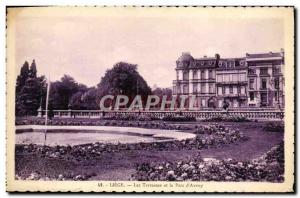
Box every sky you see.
[11,7,284,88]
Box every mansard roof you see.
[246,51,283,59]
[217,57,246,70]
[177,52,194,62]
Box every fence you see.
[37,109,284,120]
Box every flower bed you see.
[162,115,196,122]
[102,113,153,121]
[132,142,284,182]
[15,123,247,159]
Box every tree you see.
[97,62,152,107]
[16,61,29,94]
[50,75,88,110]
[16,76,46,116]
[29,59,37,78]
[81,87,99,110]
[15,60,46,116]
[152,87,173,109]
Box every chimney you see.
[203,55,207,58]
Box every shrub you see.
[263,122,284,132]
[162,115,196,122]
[203,114,250,122]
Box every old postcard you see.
[6,6,294,193]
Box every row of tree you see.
[15,60,172,116]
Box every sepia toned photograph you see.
[6,6,294,193]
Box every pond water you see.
[15,125,196,146]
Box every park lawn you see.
[15,121,283,181]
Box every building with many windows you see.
[246,50,285,108]
[173,50,285,109]
[216,58,248,108]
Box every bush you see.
[132,142,284,182]
[162,115,196,122]
[203,114,250,122]
[263,122,284,132]
[102,113,153,121]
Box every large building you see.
[172,50,285,109]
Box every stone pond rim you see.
[15,125,196,146]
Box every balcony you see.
[260,87,268,91]
[248,72,257,77]
[173,80,189,84]
[273,72,283,76]
[216,81,247,85]
[223,93,247,98]
[259,73,270,77]
[190,78,215,83]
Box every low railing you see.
[37,109,284,120]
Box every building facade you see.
[173,50,285,109]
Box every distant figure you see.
[222,100,229,112]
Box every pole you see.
[44,76,50,145]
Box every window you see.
[241,86,245,94]
[209,84,214,93]
[177,86,181,94]
[222,86,225,94]
[225,87,230,94]
[275,92,278,101]
[217,75,222,82]
[193,70,197,79]
[273,67,281,75]
[261,78,267,89]
[183,85,189,94]
[229,86,233,94]
[232,74,238,82]
[233,86,238,94]
[176,71,179,80]
[250,92,255,101]
[240,73,246,81]
[261,93,268,106]
[201,70,205,79]
[183,71,189,80]
[248,68,256,75]
[201,99,206,107]
[260,68,268,75]
[218,86,222,95]
[224,74,230,82]
[208,70,213,79]
[201,84,206,93]
[193,84,198,93]
[249,79,254,90]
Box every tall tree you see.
[50,75,88,110]
[16,61,29,94]
[152,87,173,108]
[97,62,152,107]
[15,60,46,116]
[29,59,37,78]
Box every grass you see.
[15,121,284,180]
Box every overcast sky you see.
[12,8,284,88]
